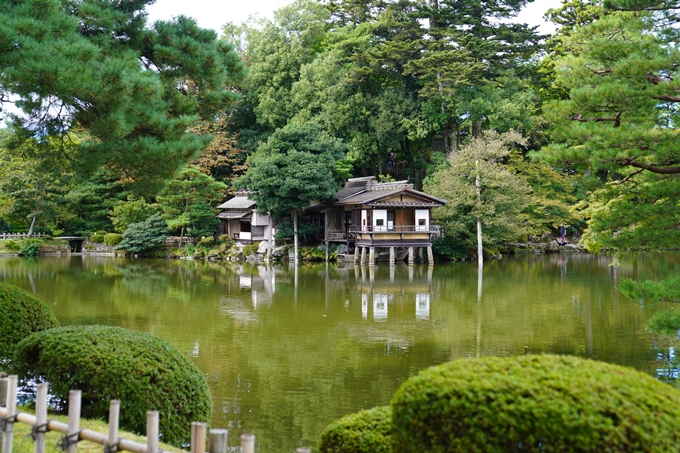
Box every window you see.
[252,226,265,236]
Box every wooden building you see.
[216,191,273,243]
[309,177,447,265]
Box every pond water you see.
[1,253,679,451]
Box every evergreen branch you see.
[621,158,680,174]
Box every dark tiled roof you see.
[367,201,443,208]
[336,187,446,207]
[216,210,252,219]
[216,195,256,210]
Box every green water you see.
[1,253,679,451]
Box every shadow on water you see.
[2,252,680,451]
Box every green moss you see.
[13,326,212,447]
[391,354,680,453]
[319,406,392,453]
[0,283,58,360]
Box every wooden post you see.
[353,246,359,263]
[241,434,255,453]
[107,400,120,453]
[296,449,311,453]
[389,247,395,266]
[2,375,17,453]
[360,247,366,264]
[146,411,159,453]
[427,246,434,265]
[208,429,227,453]
[0,376,5,445]
[34,384,48,453]
[190,422,206,453]
[408,246,414,265]
[66,390,81,453]
[368,247,375,267]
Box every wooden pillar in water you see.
[368,247,375,267]
[360,247,366,264]
[408,246,414,265]
[418,247,424,263]
[427,246,434,265]
[354,245,359,263]
[389,247,395,266]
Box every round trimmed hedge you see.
[0,283,58,360]
[13,326,212,447]
[391,355,680,452]
[319,406,392,453]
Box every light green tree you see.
[425,131,532,262]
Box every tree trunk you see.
[475,160,483,264]
[27,214,37,237]
[443,124,458,157]
[293,209,299,264]
[27,179,41,237]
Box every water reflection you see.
[1,253,680,451]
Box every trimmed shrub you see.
[90,232,106,244]
[13,326,212,447]
[391,354,680,453]
[0,283,59,360]
[19,239,43,256]
[103,233,123,247]
[319,406,392,453]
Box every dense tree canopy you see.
[0,0,246,190]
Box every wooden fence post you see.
[190,422,206,453]
[296,449,311,453]
[146,412,159,453]
[2,375,18,453]
[107,400,120,453]
[240,434,254,453]
[66,390,81,453]
[208,429,227,453]
[34,383,48,453]
[0,375,6,445]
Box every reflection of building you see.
[355,265,433,321]
[216,191,274,244]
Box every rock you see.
[257,241,270,254]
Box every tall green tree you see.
[0,0,246,191]
[157,165,227,237]
[539,8,680,251]
[235,122,346,262]
[425,131,532,262]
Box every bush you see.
[319,406,392,453]
[242,242,259,256]
[116,214,169,255]
[103,233,123,247]
[19,239,43,257]
[646,309,680,336]
[90,232,106,244]
[13,326,211,447]
[391,354,680,453]
[300,247,335,261]
[5,240,20,251]
[0,283,58,360]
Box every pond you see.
[1,253,679,451]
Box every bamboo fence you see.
[0,376,311,453]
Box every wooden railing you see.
[349,225,444,236]
[0,376,311,453]
[0,233,47,240]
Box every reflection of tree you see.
[1,254,679,451]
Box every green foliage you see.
[0,217,10,232]
[646,310,680,337]
[431,236,469,262]
[0,0,246,191]
[618,277,680,303]
[274,222,321,242]
[12,326,212,447]
[90,233,106,244]
[391,354,680,452]
[242,243,259,256]
[5,240,20,251]
[157,165,226,235]
[103,233,123,247]
[110,197,161,234]
[299,247,335,261]
[19,239,42,257]
[115,214,169,255]
[319,406,392,453]
[0,283,58,360]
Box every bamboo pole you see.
[34,384,47,453]
[108,401,120,452]
[240,434,254,453]
[296,449,311,453]
[66,390,81,453]
[2,375,17,453]
[208,430,227,453]
[0,376,6,445]
[146,412,158,453]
